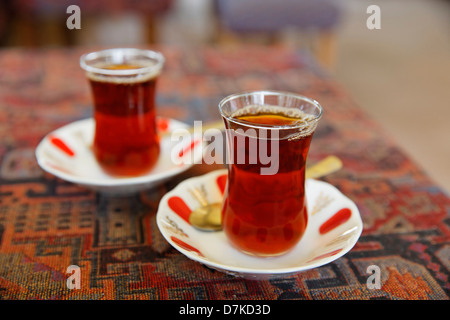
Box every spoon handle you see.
[306,156,343,180]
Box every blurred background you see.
[0,0,449,193]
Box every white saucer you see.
[156,169,363,279]
[35,117,204,194]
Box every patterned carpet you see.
[0,46,448,300]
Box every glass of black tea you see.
[80,48,165,177]
[218,90,323,257]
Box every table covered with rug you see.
[0,45,448,300]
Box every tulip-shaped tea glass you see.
[80,48,165,176]
[219,91,323,256]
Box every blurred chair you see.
[213,0,343,68]
[0,0,15,45]
[5,0,174,46]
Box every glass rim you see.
[79,48,165,76]
[218,90,323,130]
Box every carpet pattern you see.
[0,46,448,299]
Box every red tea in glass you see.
[219,91,323,256]
[80,49,164,176]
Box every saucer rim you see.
[35,117,203,188]
[156,169,363,277]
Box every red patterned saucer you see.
[156,169,363,279]
[35,117,204,194]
